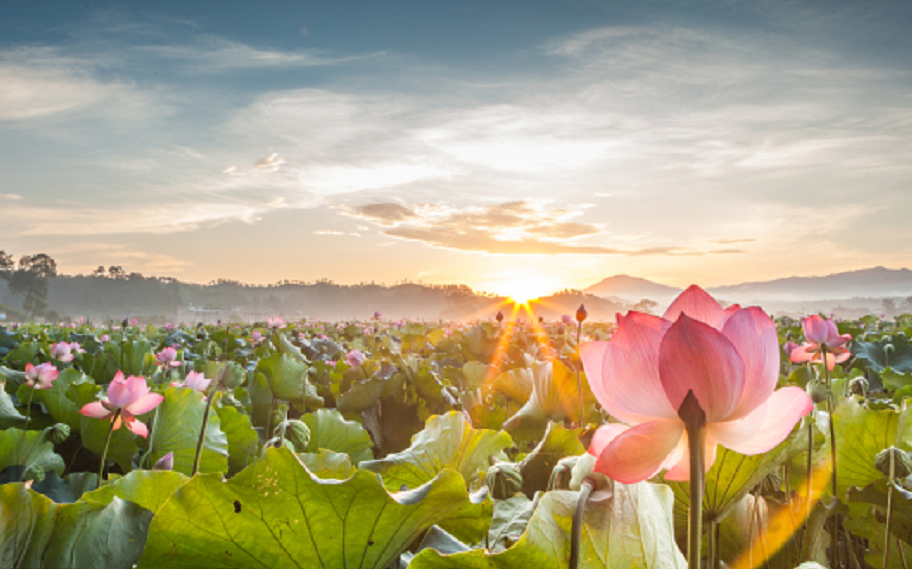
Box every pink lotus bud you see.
[345,350,366,367]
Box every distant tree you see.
[93,265,106,277]
[8,253,58,318]
[632,299,658,315]
[108,266,125,279]
[0,250,14,279]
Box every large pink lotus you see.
[79,372,164,438]
[789,315,851,371]
[582,285,813,484]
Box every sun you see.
[487,276,558,306]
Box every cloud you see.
[253,152,286,172]
[341,200,721,256]
[1,193,23,200]
[136,36,380,71]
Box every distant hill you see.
[707,266,912,301]
[585,275,682,301]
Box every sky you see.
[2,0,911,298]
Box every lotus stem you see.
[15,389,37,474]
[707,520,716,569]
[679,390,707,569]
[899,537,908,569]
[192,384,217,476]
[97,409,121,489]
[570,478,594,569]
[821,346,839,569]
[884,449,895,569]
[576,321,584,428]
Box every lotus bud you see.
[495,311,504,323]
[121,318,129,329]
[575,304,587,323]
[153,452,174,471]
[278,420,311,452]
[875,447,912,479]
[884,344,895,367]
[807,379,831,404]
[484,460,523,500]
[848,376,870,397]
[218,361,246,389]
[23,464,45,483]
[47,423,71,445]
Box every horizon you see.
[4,1,912,300]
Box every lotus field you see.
[2,286,912,569]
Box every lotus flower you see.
[79,372,163,438]
[374,311,382,320]
[582,285,813,484]
[49,342,75,362]
[267,317,286,330]
[182,371,212,392]
[345,349,366,367]
[789,315,852,371]
[154,347,182,367]
[25,363,58,389]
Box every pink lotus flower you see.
[183,371,211,392]
[374,311,382,320]
[561,314,573,325]
[267,317,286,329]
[79,372,164,438]
[100,334,110,342]
[789,315,852,371]
[582,285,813,484]
[154,347,182,367]
[25,363,58,389]
[345,350,366,367]
[49,342,75,362]
[250,331,264,344]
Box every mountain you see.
[707,266,912,301]
[585,275,682,301]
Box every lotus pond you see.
[1,300,912,569]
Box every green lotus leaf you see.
[335,374,386,413]
[411,482,685,569]
[361,411,512,492]
[853,335,912,373]
[84,469,189,514]
[301,408,374,466]
[256,353,322,408]
[0,377,25,427]
[145,387,228,476]
[298,449,356,479]
[216,404,260,476]
[0,483,152,569]
[26,471,99,504]
[834,397,912,497]
[0,428,65,475]
[519,422,585,497]
[275,332,310,364]
[137,447,489,569]
[486,494,537,553]
[503,360,594,440]
[844,501,912,569]
[70,382,138,473]
[665,424,806,534]
[492,367,533,404]
[847,481,912,545]
[460,361,490,391]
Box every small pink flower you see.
[326,360,336,367]
[561,314,573,325]
[267,317,286,330]
[782,341,799,359]
[79,372,164,438]
[789,315,852,371]
[345,350,366,367]
[154,347,182,368]
[25,363,58,389]
[183,371,212,392]
[373,311,382,320]
[130,318,139,326]
[49,342,75,362]
[250,331,264,344]
[100,334,110,342]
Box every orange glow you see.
[730,460,833,569]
